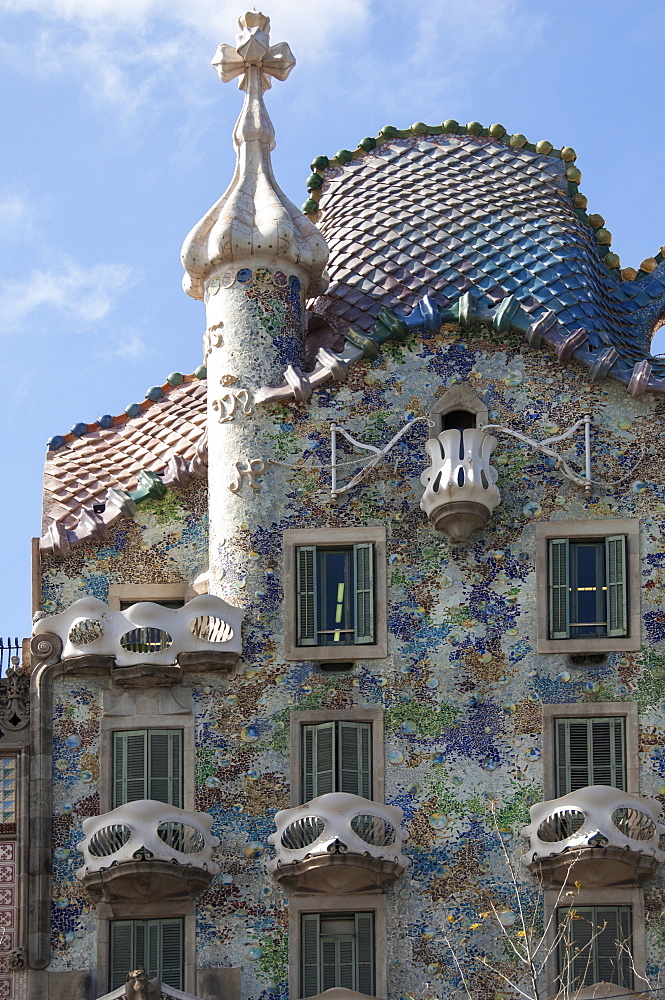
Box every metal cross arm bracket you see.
[330,417,431,500]
[482,413,593,493]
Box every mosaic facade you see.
[37,320,665,998]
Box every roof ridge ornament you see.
[181,11,328,301]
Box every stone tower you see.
[181,11,329,605]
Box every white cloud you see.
[0,257,137,331]
[0,193,31,229]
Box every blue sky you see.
[1,0,664,639]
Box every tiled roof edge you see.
[46,366,208,453]
[302,120,665,283]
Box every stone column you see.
[181,12,328,604]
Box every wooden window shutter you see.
[297,546,317,645]
[338,721,372,799]
[590,717,626,789]
[148,730,182,806]
[549,538,569,639]
[302,722,335,799]
[337,938,356,990]
[301,914,321,998]
[110,921,134,991]
[556,717,626,796]
[606,535,628,636]
[113,730,148,807]
[355,912,375,996]
[353,543,375,644]
[159,918,184,989]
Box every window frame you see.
[301,911,374,997]
[535,519,640,653]
[284,528,387,662]
[112,728,183,809]
[543,888,646,995]
[289,894,387,1000]
[100,688,195,814]
[541,703,639,800]
[290,709,384,807]
[109,917,184,991]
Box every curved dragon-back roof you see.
[304,121,665,386]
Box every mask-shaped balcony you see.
[76,799,219,902]
[32,594,243,679]
[420,428,500,542]
[520,785,665,886]
[268,793,408,893]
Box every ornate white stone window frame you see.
[289,709,385,807]
[541,702,639,801]
[283,528,387,662]
[288,893,387,1000]
[542,886,647,996]
[535,519,641,654]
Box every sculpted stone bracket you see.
[0,659,30,735]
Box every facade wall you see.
[38,323,665,997]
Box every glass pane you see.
[570,541,607,636]
[318,550,353,646]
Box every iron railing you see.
[0,638,21,677]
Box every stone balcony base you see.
[81,857,214,903]
[272,853,404,894]
[526,844,661,887]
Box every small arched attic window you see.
[430,384,488,437]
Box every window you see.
[302,721,371,800]
[555,716,626,796]
[301,912,374,997]
[549,536,626,639]
[108,584,187,611]
[297,544,374,648]
[110,918,183,990]
[113,729,182,808]
[535,520,640,653]
[557,905,632,990]
[284,529,387,662]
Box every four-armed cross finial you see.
[211,11,295,94]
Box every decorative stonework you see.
[521,784,665,886]
[0,663,29,736]
[181,12,328,300]
[32,595,243,667]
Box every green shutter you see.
[606,535,628,636]
[353,543,375,644]
[355,912,375,996]
[297,546,317,646]
[148,730,182,806]
[549,538,569,639]
[110,921,134,990]
[160,918,184,989]
[563,906,633,989]
[302,723,335,800]
[337,937,356,990]
[338,721,372,799]
[113,731,148,807]
[555,717,626,796]
[301,914,320,998]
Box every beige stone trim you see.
[541,701,639,799]
[31,537,41,620]
[108,583,188,611]
[535,518,641,653]
[288,893,387,1000]
[100,687,196,812]
[543,886,646,994]
[289,709,385,807]
[283,528,387,662]
[96,905,196,994]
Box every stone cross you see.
[211,11,295,94]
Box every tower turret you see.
[181,11,329,603]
